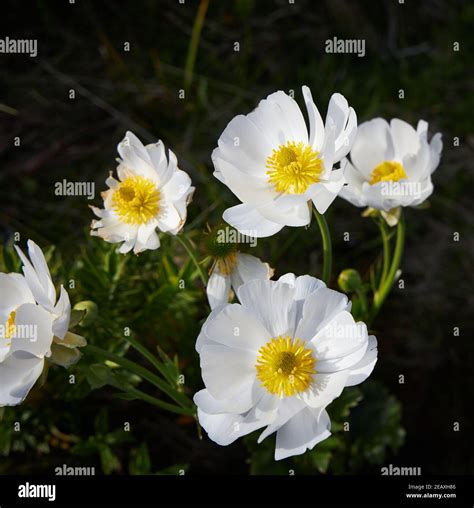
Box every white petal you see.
[265,90,309,143]
[237,279,297,338]
[9,303,54,358]
[390,119,420,158]
[311,311,368,367]
[302,85,325,151]
[258,195,311,227]
[197,394,278,446]
[156,202,182,234]
[52,286,71,340]
[326,93,357,161]
[200,344,256,401]
[203,303,272,352]
[145,140,173,186]
[258,396,306,442]
[15,242,55,311]
[194,383,265,415]
[0,273,34,323]
[212,153,276,206]
[223,204,284,238]
[300,370,349,409]
[278,273,325,325]
[195,303,228,352]
[311,170,345,214]
[206,269,231,310]
[275,407,331,460]
[231,253,272,294]
[161,168,192,202]
[345,335,378,386]
[338,158,367,207]
[0,354,45,406]
[350,118,394,178]
[216,114,273,177]
[117,131,157,183]
[334,107,357,162]
[294,287,350,342]
[134,223,160,254]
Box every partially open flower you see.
[212,86,357,237]
[91,131,195,254]
[0,240,85,406]
[339,118,442,223]
[194,273,377,460]
[205,224,273,309]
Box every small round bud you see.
[337,269,362,293]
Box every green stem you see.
[312,208,333,285]
[124,387,195,416]
[126,336,177,389]
[370,212,406,323]
[175,234,208,286]
[87,344,191,409]
[377,218,391,287]
[184,0,209,91]
[355,288,368,318]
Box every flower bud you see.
[337,269,362,293]
[73,300,98,327]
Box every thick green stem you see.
[355,288,368,318]
[312,208,333,285]
[377,218,391,287]
[370,212,406,323]
[175,234,208,286]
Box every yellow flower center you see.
[216,252,238,276]
[256,336,316,397]
[266,141,323,194]
[112,176,160,225]
[5,310,16,340]
[369,161,407,185]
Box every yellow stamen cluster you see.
[256,336,316,397]
[369,161,407,185]
[266,141,323,194]
[112,176,160,225]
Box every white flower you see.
[0,240,84,406]
[207,252,273,309]
[91,131,195,254]
[194,273,377,460]
[339,118,442,214]
[212,86,357,238]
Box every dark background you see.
[0,0,473,474]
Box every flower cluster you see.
[1,83,442,464]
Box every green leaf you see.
[99,444,121,475]
[129,442,152,475]
[94,409,109,436]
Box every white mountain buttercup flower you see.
[0,240,84,407]
[339,118,442,219]
[212,86,357,237]
[91,131,195,254]
[194,273,377,460]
